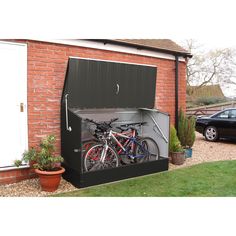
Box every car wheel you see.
[204,126,218,142]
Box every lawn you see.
[54,160,236,197]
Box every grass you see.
[54,160,236,197]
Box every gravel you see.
[0,178,77,197]
[1,132,236,197]
[169,132,236,170]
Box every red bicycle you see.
[83,118,160,172]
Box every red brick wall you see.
[25,40,186,152]
[0,40,186,185]
[0,168,36,185]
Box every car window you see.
[229,109,236,119]
[216,110,230,119]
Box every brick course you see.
[0,168,36,185]
[0,40,186,185]
[26,40,186,149]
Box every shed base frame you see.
[62,157,169,188]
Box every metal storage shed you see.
[61,57,169,188]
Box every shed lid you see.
[63,58,157,109]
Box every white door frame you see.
[0,41,28,169]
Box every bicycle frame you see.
[84,119,150,168]
[111,129,135,153]
[108,129,147,160]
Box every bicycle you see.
[83,118,160,172]
[82,118,119,158]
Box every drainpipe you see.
[175,55,179,134]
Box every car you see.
[195,108,236,141]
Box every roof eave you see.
[88,39,192,58]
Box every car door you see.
[211,110,232,137]
[228,109,236,138]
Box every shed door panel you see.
[68,59,115,108]
[116,64,157,108]
[67,58,157,109]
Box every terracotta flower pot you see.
[170,152,185,165]
[35,167,65,192]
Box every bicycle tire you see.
[82,140,97,157]
[84,143,119,172]
[134,137,160,163]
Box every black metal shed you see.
[61,58,169,188]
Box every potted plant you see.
[178,108,196,158]
[178,108,187,147]
[14,135,65,192]
[185,116,196,158]
[169,125,185,165]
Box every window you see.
[229,109,236,119]
[216,110,230,119]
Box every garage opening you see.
[61,58,169,188]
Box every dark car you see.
[195,108,236,141]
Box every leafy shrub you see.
[169,125,184,153]
[178,108,188,147]
[15,135,63,171]
[14,159,23,167]
[178,108,196,148]
[194,96,227,106]
[186,116,196,148]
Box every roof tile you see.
[115,39,189,54]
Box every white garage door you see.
[0,41,28,168]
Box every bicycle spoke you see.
[84,144,119,172]
[134,137,160,163]
[84,118,160,170]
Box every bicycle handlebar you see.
[120,122,147,127]
[85,118,119,131]
[109,117,119,124]
[85,118,99,125]
[85,118,146,133]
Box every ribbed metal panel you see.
[60,57,169,189]
[66,58,157,109]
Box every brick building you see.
[0,39,191,184]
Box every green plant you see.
[178,108,188,147]
[22,147,37,162]
[14,159,22,167]
[194,96,227,106]
[169,125,184,153]
[15,135,63,171]
[186,116,196,148]
[177,108,196,148]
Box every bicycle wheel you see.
[82,140,97,157]
[84,144,119,172]
[135,137,160,163]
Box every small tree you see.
[178,108,188,147]
[182,39,236,89]
[169,125,184,153]
[177,108,196,148]
[186,116,196,148]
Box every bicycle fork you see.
[100,140,109,163]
